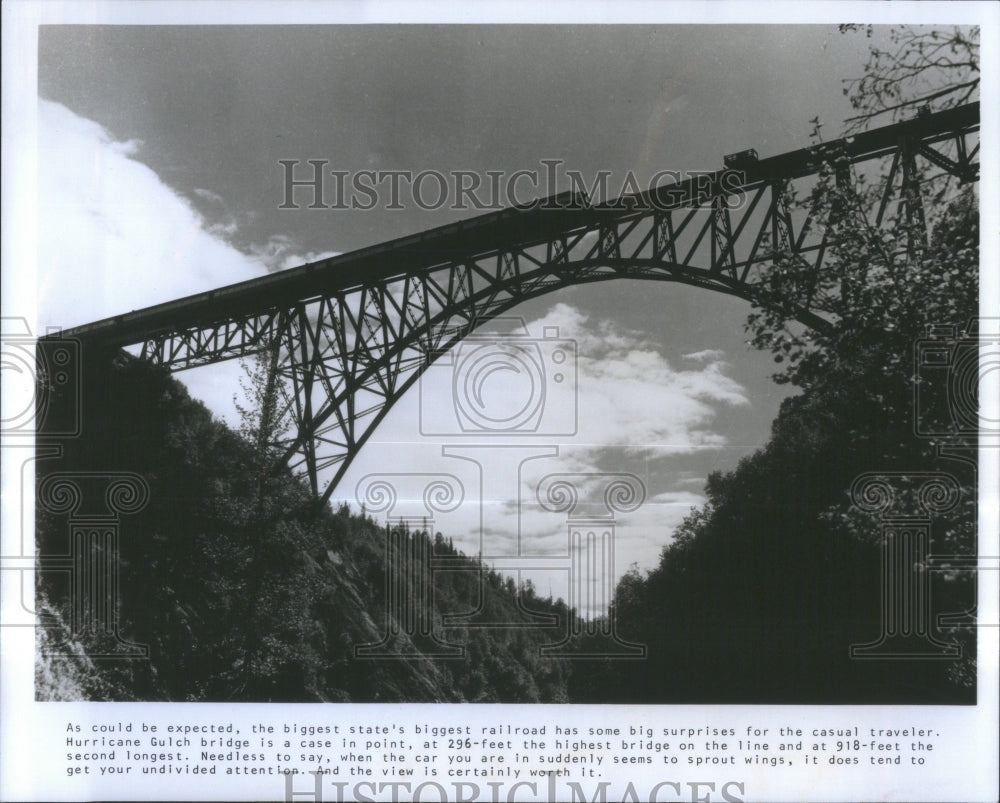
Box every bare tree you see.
[840,25,979,132]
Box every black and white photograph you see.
[2,2,998,802]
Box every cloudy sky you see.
[33,22,898,601]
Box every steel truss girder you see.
[63,104,979,504]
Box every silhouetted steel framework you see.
[60,103,980,504]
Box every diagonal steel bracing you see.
[57,103,980,505]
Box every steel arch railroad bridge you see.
[53,103,980,505]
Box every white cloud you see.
[533,303,748,458]
[192,187,225,205]
[683,348,725,362]
[37,100,270,330]
[35,100,336,427]
[248,234,341,272]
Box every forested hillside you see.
[35,354,570,702]
[575,187,979,704]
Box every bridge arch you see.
[53,103,979,505]
[269,254,832,505]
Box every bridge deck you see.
[54,102,978,350]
